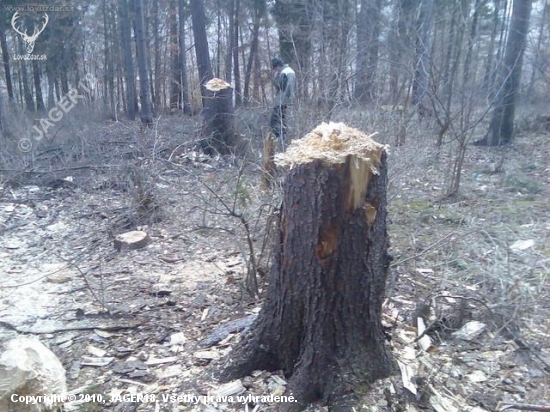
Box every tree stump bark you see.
[201,78,237,155]
[260,128,276,190]
[221,122,395,411]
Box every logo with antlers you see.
[11,12,49,54]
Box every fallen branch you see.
[0,318,146,334]
[499,403,550,412]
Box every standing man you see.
[270,58,296,147]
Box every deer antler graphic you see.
[12,12,49,54]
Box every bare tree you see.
[170,0,180,110]
[355,0,382,102]
[118,0,136,120]
[103,0,115,114]
[134,0,154,125]
[232,0,243,105]
[152,0,161,109]
[483,0,532,146]
[411,0,434,109]
[0,23,14,102]
[32,60,45,111]
[243,0,265,105]
[190,0,213,87]
[526,0,548,102]
[178,0,192,114]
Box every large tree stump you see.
[201,78,237,155]
[220,122,394,410]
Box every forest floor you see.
[0,108,549,412]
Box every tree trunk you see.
[170,0,181,110]
[134,0,153,125]
[32,60,45,111]
[191,0,213,87]
[355,0,381,102]
[221,123,394,411]
[178,0,192,114]
[526,0,547,103]
[153,0,161,109]
[201,78,237,155]
[119,0,136,120]
[0,25,14,102]
[390,0,416,105]
[103,0,115,113]
[0,83,3,132]
[19,45,34,112]
[216,0,222,78]
[411,0,434,108]
[143,0,156,115]
[46,64,55,109]
[224,0,234,82]
[490,0,509,98]
[233,0,242,106]
[388,11,400,103]
[243,7,261,105]
[461,0,481,90]
[482,0,501,91]
[483,0,532,146]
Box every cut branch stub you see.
[221,122,394,411]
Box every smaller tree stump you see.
[201,78,237,155]
[114,230,149,251]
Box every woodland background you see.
[0,1,549,411]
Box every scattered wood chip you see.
[80,356,114,367]
[87,345,107,357]
[94,329,116,338]
[144,356,179,366]
[114,230,149,251]
[467,370,488,383]
[46,273,73,284]
[159,253,183,263]
[168,332,186,346]
[417,317,435,352]
[268,376,287,396]
[158,365,185,379]
[510,239,535,252]
[429,385,459,412]
[150,284,172,296]
[215,380,245,397]
[416,268,434,275]
[452,321,487,341]
[194,350,221,360]
[397,359,417,396]
[112,360,147,374]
